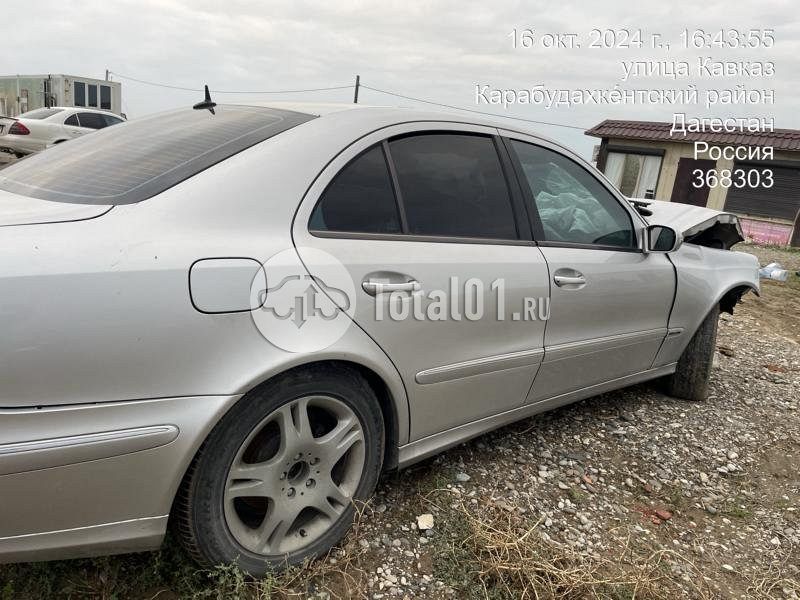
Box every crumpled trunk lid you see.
[631,198,744,250]
[0,189,111,227]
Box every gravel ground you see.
[1,244,798,599]
[318,243,800,599]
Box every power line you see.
[360,84,589,131]
[109,71,354,95]
[108,70,589,131]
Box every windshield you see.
[0,105,315,205]
[19,108,65,120]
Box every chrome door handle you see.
[362,280,421,296]
[554,275,586,287]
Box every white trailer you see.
[0,74,122,117]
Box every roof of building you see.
[585,119,800,152]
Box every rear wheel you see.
[176,365,384,576]
[663,306,720,401]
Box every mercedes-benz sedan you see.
[0,103,758,575]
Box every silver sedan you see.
[0,102,758,575]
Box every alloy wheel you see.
[223,395,366,555]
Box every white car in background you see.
[0,107,125,157]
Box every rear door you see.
[502,133,675,403]
[294,124,550,441]
[62,113,89,140]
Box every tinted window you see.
[389,134,517,239]
[19,108,64,120]
[0,106,315,205]
[310,145,401,234]
[100,85,111,110]
[103,114,124,126]
[77,112,107,129]
[74,82,86,107]
[64,114,79,126]
[510,140,635,248]
[88,85,98,107]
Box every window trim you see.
[381,140,410,232]
[503,135,643,253]
[308,130,529,244]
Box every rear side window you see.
[388,134,517,239]
[103,114,124,126]
[310,145,401,234]
[0,106,315,205]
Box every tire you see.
[176,364,384,576]
[663,305,720,401]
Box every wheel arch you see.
[717,282,759,315]
[273,359,401,471]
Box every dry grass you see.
[425,491,711,600]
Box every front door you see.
[502,135,675,402]
[671,157,715,207]
[294,125,550,441]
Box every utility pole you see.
[105,69,110,81]
[353,75,360,104]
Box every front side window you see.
[77,112,107,129]
[309,145,401,234]
[103,114,124,126]
[389,133,517,239]
[64,114,79,126]
[74,82,86,107]
[510,140,635,248]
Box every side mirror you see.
[646,225,682,253]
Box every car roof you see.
[250,102,570,160]
[47,106,122,116]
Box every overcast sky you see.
[7,0,798,157]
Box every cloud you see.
[5,0,797,156]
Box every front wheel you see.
[176,365,384,576]
[663,305,720,401]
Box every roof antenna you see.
[193,85,217,115]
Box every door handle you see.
[553,268,586,288]
[362,280,421,296]
[553,275,586,286]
